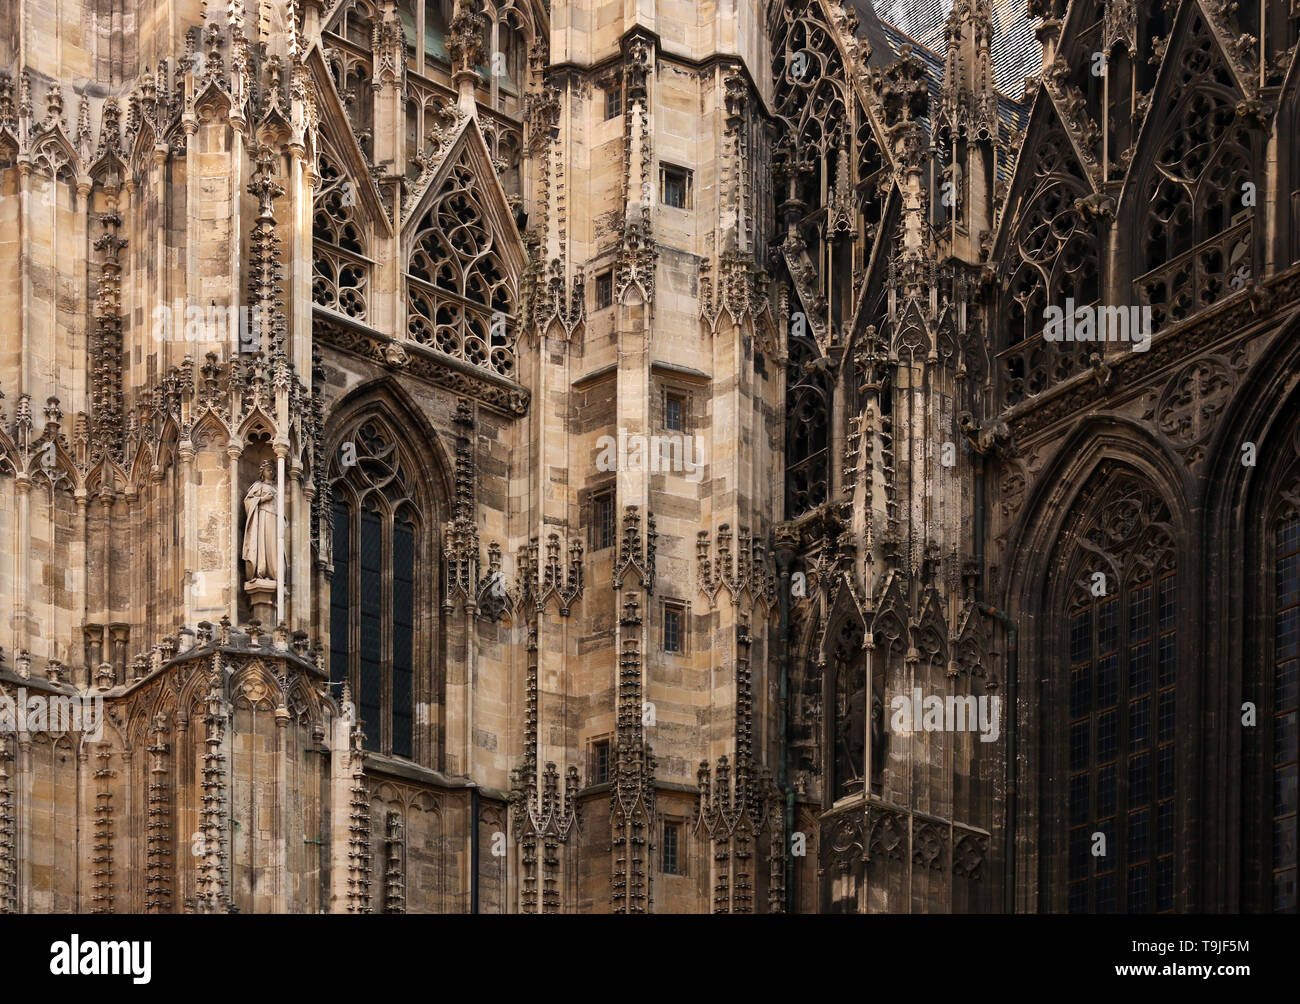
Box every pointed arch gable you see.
[399,116,526,279]
[26,433,83,491]
[818,574,867,665]
[912,586,950,672]
[401,122,525,380]
[870,570,909,659]
[1123,11,1250,179]
[1118,2,1258,305]
[88,148,130,188]
[312,124,376,321]
[29,126,80,182]
[988,85,1097,270]
[988,83,1104,406]
[306,45,394,239]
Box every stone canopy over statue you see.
[243,460,278,583]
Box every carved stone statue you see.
[836,680,866,797]
[242,460,278,582]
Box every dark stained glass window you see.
[360,507,383,751]
[1063,477,1175,913]
[330,418,424,760]
[1274,513,1300,911]
[330,499,351,688]
[393,518,415,760]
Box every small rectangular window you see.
[596,269,614,310]
[663,603,685,654]
[594,491,615,551]
[665,392,685,432]
[605,88,622,120]
[660,164,691,210]
[592,738,611,785]
[663,822,682,875]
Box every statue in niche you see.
[835,678,865,798]
[242,460,278,583]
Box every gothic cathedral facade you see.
[0,0,1297,914]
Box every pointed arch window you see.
[1135,15,1256,329]
[313,146,370,320]
[770,0,876,309]
[999,126,1100,346]
[1269,491,1300,911]
[771,0,850,203]
[330,419,422,759]
[407,157,517,378]
[1061,475,1176,913]
[996,126,1101,409]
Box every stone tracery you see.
[313,145,370,320]
[1134,19,1256,330]
[407,156,517,378]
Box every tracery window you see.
[1002,128,1099,348]
[771,0,849,189]
[785,334,830,518]
[330,418,421,759]
[1062,475,1176,913]
[1135,15,1255,330]
[1269,493,1300,911]
[407,157,517,378]
[313,147,370,320]
[770,0,881,305]
[998,126,1100,408]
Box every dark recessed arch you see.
[999,419,1194,913]
[322,379,453,765]
[1199,313,1300,912]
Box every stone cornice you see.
[314,309,530,417]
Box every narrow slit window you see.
[663,603,685,654]
[592,738,611,785]
[596,269,614,310]
[663,822,682,875]
[593,491,615,551]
